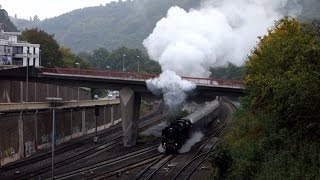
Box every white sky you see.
[0,0,120,20]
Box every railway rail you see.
[0,101,166,179]
[170,98,237,180]
[54,145,161,180]
[131,97,236,180]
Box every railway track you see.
[169,98,237,180]
[0,102,166,179]
[7,136,123,180]
[130,98,237,180]
[130,155,176,180]
[54,145,161,180]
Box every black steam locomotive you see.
[162,100,220,154]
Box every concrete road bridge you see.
[0,66,244,147]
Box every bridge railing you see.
[38,67,243,88]
[182,76,243,87]
[40,67,158,80]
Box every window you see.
[12,58,23,65]
[13,47,23,54]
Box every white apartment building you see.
[0,30,40,67]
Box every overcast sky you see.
[1,0,120,20]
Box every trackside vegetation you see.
[210,17,320,179]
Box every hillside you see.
[0,8,17,32]
[12,0,320,53]
[13,0,200,53]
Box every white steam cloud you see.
[157,131,204,153]
[179,131,204,153]
[143,0,301,77]
[158,143,165,153]
[146,70,196,113]
[144,0,301,111]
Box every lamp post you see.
[106,66,110,77]
[137,55,140,75]
[39,49,41,67]
[46,97,62,180]
[123,68,126,79]
[26,58,29,103]
[122,54,126,74]
[75,63,80,100]
[94,95,99,144]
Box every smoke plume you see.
[179,131,204,153]
[144,0,301,111]
[143,0,302,77]
[157,131,204,153]
[146,70,196,114]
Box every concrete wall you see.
[0,114,19,165]
[0,105,121,166]
[0,80,91,103]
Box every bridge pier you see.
[120,87,141,147]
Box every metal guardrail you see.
[38,67,244,88]
[0,99,120,112]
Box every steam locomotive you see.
[162,99,220,154]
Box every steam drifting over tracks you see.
[171,98,237,180]
[132,98,236,180]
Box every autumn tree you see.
[21,28,64,67]
[58,47,91,69]
[245,17,320,138]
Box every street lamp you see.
[39,49,41,67]
[137,55,140,74]
[106,65,110,77]
[46,97,62,180]
[75,63,80,100]
[26,58,29,103]
[94,95,99,144]
[123,68,126,79]
[122,54,126,74]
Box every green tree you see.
[210,17,320,180]
[59,47,91,69]
[210,63,245,80]
[245,17,320,137]
[21,28,63,67]
[80,47,161,74]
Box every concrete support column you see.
[34,83,37,102]
[20,82,23,102]
[70,109,73,134]
[65,87,68,101]
[57,85,60,98]
[46,84,49,97]
[120,87,141,147]
[34,110,38,148]
[81,108,87,135]
[110,106,114,125]
[103,106,106,125]
[18,111,24,158]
